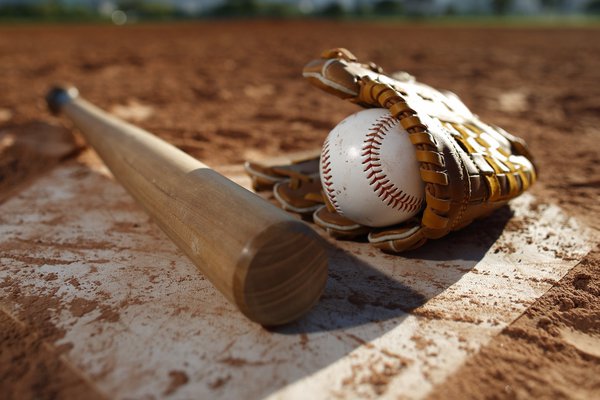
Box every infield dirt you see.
[0,21,599,399]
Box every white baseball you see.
[320,108,425,227]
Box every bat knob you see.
[46,86,79,114]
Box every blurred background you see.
[0,0,598,23]
[1,1,599,399]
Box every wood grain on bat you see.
[46,87,328,326]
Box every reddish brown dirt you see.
[0,282,106,399]
[0,21,599,399]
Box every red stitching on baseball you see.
[361,114,423,213]
[321,139,343,214]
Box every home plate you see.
[0,154,594,399]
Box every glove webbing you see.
[357,77,452,232]
[356,77,536,235]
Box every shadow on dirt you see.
[255,205,513,397]
[279,204,513,333]
[0,121,79,203]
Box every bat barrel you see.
[47,86,328,326]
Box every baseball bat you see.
[46,86,328,326]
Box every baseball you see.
[320,108,425,227]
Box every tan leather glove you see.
[246,48,537,253]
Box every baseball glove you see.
[245,48,537,253]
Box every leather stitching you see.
[361,114,423,213]
[320,139,343,214]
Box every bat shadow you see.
[278,204,513,334]
[253,205,513,398]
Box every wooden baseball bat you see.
[46,86,328,326]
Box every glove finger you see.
[244,161,285,191]
[244,154,320,192]
[368,223,426,254]
[273,179,323,215]
[313,206,370,239]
